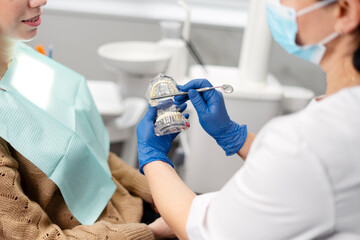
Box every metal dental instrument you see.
[150,84,234,100]
[178,0,208,75]
[183,38,208,75]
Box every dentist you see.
[137,0,360,239]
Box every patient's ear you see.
[334,0,360,34]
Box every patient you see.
[0,0,174,239]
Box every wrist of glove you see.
[138,140,174,175]
[137,104,188,175]
[213,121,248,156]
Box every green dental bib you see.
[0,42,116,225]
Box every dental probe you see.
[150,84,234,100]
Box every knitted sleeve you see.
[0,140,154,240]
[108,152,153,203]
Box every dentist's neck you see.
[321,33,360,97]
[0,35,15,79]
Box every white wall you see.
[28,10,326,95]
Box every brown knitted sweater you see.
[0,138,155,239]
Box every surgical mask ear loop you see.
[297,0,339,49]
[297,0,338,17]
[319,32,340,45]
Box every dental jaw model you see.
[146,74,190,136]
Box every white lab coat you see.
[186,86,360,240]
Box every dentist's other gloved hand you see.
[137,103,188,175]
[175,79,247,156]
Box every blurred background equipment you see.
[33,0,316,190]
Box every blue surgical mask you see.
[266,0,338,64]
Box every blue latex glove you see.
[137,103,188,175]
[175,79,247,156]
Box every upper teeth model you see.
[151,79,178,98]
[147,74,179,107]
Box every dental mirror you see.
[150,84,234,100]
[219,84,234,94]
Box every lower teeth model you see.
[156,112,184,123]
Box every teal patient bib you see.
[0,42,116,225]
